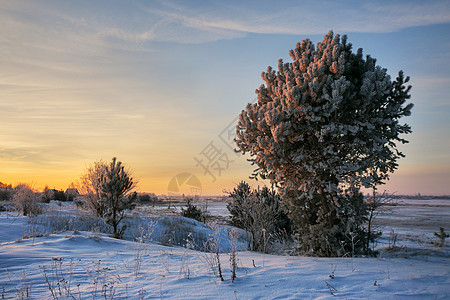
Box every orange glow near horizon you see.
[1,2,449,197]
[1,161,449,196]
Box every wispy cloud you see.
[3,0,448,49]
[0,147,37,161]
[106,0,450,43]
[0,0,448,193]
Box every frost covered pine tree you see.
[99,157,137,238]
[235,31,413,256]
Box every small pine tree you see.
[180,198,205,222]
[227,181,252,230]
[99,157,137,238]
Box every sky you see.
[1,0,449,196]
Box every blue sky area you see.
[1,0,449,195]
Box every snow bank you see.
[1,230,448,299]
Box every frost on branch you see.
[235,31,413,256]
[99,157,137,239]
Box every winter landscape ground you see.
[0,198,449,299]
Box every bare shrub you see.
[12,184,43,217]
[201,221,224,281]
[227,182,291,252]
[132,222,156,277]
[29,211,109,235]
[158,217,207,249]
[325,280,338,296]
[179,232,196,279]
[35,257,120,299]
[78,160,108,217]
[86,259,120,300]
[434,227,449,247]
[7,270,31,299]
[229,228,239,282]
[365,190,394,254]
[388,229,398,250]
[39,257,79,299]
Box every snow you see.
[1,200,449,299]
[0,213,28,244]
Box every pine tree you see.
[227,181,252,230]
[99,157,137,238]
[180,198,205,222]
[235,31,413,256]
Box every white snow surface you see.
[0,200,449,299]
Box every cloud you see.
[0,0,448,192]
[3,0,448,50]
[106,0,450,43]
[0,147,37,161]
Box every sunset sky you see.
[1,0,449,195]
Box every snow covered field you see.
[0,199,449,299]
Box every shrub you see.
[0,189,12,201]
[365,190,393,254]
[65,188,79,202]
[12,184,43,216]
[78,160,108,217]
[138,193,158,204]
[180,198,205,222]
[288,188,367,256]
[41,187,70,202]
[227,182,291,252]
[0,181,13,201]
[41,186,52,203]
[53,190,67,202]
[434,227,449,247]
